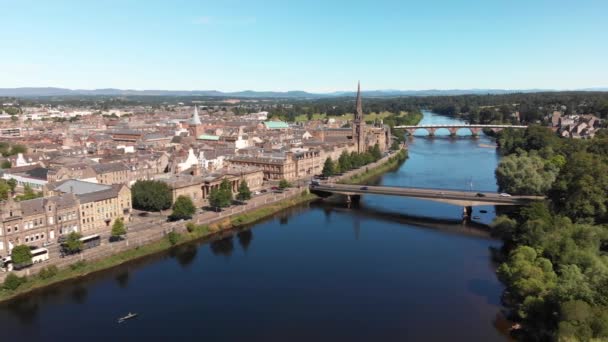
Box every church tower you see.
[352,82,366,153]
[189,105,204,137]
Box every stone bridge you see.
[392,124,528,136]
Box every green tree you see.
[209,179,232,209]
[111,217,127,239]
[15,184,43,201]
[131,180,172,212]
[497,246,557,319]
[370,143,382,161]
[322,157,335,177]
[278,179,291,189]
[8,144,27,156]
[11,245,32,267]
[63,232,83,254]
[550,151,608,222]
[237,180,252,201]
[338,150,352,171]
[7,178,16,193]
[0,181,10,200]
[0,160,11,169]
[169,195,196,221]
[495,151,557,195]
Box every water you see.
[0,111,508,341]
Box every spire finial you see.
[190,104,202,125]
[355,81,363,120]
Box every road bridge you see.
[310,183,544,219]
[392,124,528,136]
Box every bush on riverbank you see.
[3,273,27,291]
[339,149,408,185]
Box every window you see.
[14,225,18,232]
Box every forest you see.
[491,126,608,340]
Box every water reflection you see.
[115,271,130,288]
[237,230,253,251]
[172,244,198,267]
[279,216,289,225]
[210,236,234,257]
[6,299,39,324]
[70,285,88,304]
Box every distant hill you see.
[0,87,607,98]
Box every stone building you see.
[0,194,80,256]
[225,153,297,181]
[46,179,132,234]
[92,162,131,185]
[158,166,263,207]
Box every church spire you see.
[190,105,202,125]
[355,81,363,122]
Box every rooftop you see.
[52,179,112,195]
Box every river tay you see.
[0,112,510,341]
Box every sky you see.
[1,0,607,92]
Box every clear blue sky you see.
[1,0,607,92]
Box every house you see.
[0,194,80,255]
[46,179,132,234]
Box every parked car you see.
[475,192,486,197]
[360,186,369,190]
[271,186,279,190]
[253,191,261,195]
[499,193,512,197]
[260,189,268,193]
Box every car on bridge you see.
[499,193,511,197]
[475,192,486,197]
[360,186,369,190]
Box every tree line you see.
[322,143,383,177]
[491,126,608,340]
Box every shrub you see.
[69,260,87,271]
[3,273,27,291]
[38,265,59,280]
[186,222,196,233]
[167,231,181,245]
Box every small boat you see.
[118,312,138,323]
[473,216,481,220]
[479,210,488,214]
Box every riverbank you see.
[0,191,318,303]
[339,148,407,184]
[0,146,408,303]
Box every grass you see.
[230,192,318,226]
[0,191,318,303]
[339,149,408,185]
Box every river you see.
[0,111,509,341]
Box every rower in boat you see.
[118,312,138,323]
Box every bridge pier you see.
[427,128,437,137]
[346,194,361,204]
[448,127,458,137]
[462,206,473,222]
[470,128,481,137]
